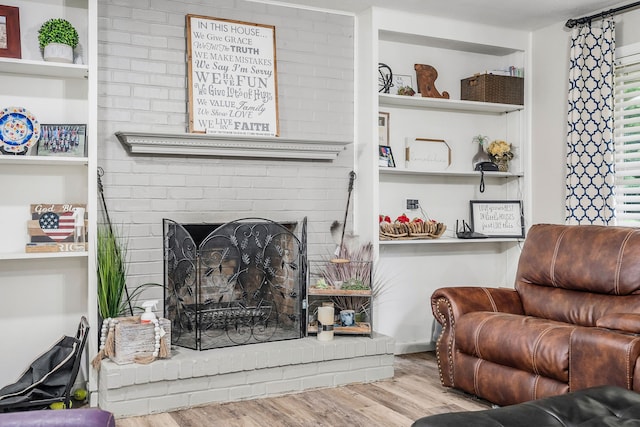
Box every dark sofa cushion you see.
[412,386,640,427]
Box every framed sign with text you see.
[470,200,525,238]
[186,15,279,137]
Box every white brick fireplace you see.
[99,335,395,417]
[95,2,385,416]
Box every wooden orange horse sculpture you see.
[414,64,450,99]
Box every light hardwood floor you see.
[115,352,491,427]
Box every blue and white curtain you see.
[566,18,616,225]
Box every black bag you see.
[0,317,89,411]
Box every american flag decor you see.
[39,211,75,241]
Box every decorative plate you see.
[0,107,41,154]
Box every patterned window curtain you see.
[566,18,615,225]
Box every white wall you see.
[531,8,640,225]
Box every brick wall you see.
[97,0,355,302]
[99,335,395,417]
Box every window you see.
[614,53,640,226]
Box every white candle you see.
[317,306,334,341]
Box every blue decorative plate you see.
[0,107,40,154]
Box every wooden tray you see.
[308,322,371,335]
[308,288,371,296]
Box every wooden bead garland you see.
[92,316,168,370]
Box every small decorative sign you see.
[26,203,87,252]
[392,74,414,95]
[470,200,524,238]
[186,15,279,136]
[405,138,451,171]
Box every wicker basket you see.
[379,221,446,240]
[461,74,524,105]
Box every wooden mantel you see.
[115,132,351,161]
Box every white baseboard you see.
[394,341,435,355]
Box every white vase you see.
[43,43,74,63]
[472,143,491,169]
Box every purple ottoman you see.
[0,408,114,427]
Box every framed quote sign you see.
[186,15,279,137]
[470,200,525,238]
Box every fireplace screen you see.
[163,218,307,350]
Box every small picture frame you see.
[37,124,87,157]
[379,145,395,168]
[405,138,451,171]
[379,112,389,146]
[470,200,525,238]
[0,5,20,59]
[392,74,413,94]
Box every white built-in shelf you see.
[378,30,522,56]
[116,132,351,161]
[0,156,88,166]
[0,57,89,79]
[379,93,523,114]
[379,168,523,178]
[380,237,522,245]
[0,251,89,261]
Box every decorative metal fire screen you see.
[163,218,307,350]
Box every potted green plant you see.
[38,18,79,63]
[97,222,129,319]
[97,221,163,319]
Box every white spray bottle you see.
[141,300,158,324]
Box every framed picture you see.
[186,15,278,136]
[0,5,20,59]
[392,74,413,94]
[379,145,395,168]
[37,124,87,157]
[378,112,389,146]
[470,200,524,238]
[405,138,451,171]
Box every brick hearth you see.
[98,334,395,417]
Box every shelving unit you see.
[360,10,530,242]
[379,93,523,113]
[379,237,522,245]
[0,251,90,261]
[0,155,89,166]
[306,259,374,338]
[306,288,373,336]
[379,167,523,178]
[354,7,531,353]
[0,56,89,78]
[0,0,97,400]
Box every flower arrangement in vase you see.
[487,140,514,172]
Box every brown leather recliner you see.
[431,224,640,406]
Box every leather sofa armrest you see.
[570,327,640,391]
[597,313,640,334]
[431,287,524,387]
